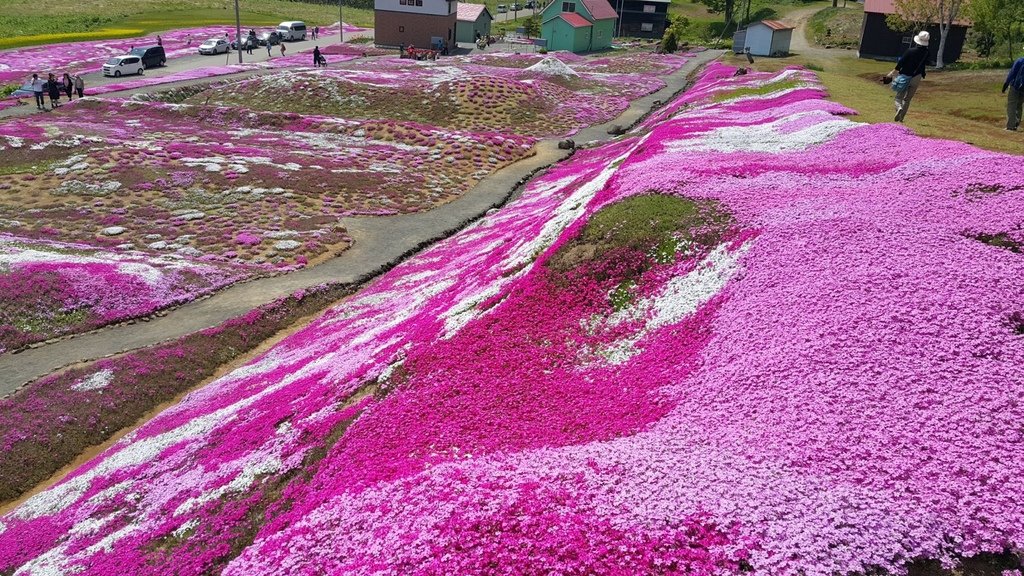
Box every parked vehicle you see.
[257,31,282,46]
[129,45,166,69]
[511,2,523,10]
[524,0,536,8]
[230,36,259,51]
[198,38,230,55]
[102,55,145,77]
[276,21,307,41]
[497,4,508,12]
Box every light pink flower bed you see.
[0,235,252,352]
[2,63,1022,575]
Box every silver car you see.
[198,38,230,55]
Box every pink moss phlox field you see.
[0,22,366,84]
[3,63,1024,576]
[0,235,249,351]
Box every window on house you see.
[416,0,423,5]
[640,22,654,31]
[642,4,655,12]
[596,29,602,37]
[400,0,406,4]
[562,2,575,11]
[399,25,405,32]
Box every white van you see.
[102,55,145,77]
[277,21,307,41]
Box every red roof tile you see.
[758,19,794,30]
[457,2,489,21]
[559,12,593,27]
[580,0,618,21]
[863,0,898,14]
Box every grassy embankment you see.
[0,0,375,50]
[666,0,829,48]
[805,3,862,48]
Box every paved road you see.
[0,49,724,394]
[0,28,375,119]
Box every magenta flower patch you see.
[1,63,1022,576]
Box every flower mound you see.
[0,235,248,351]
[1,63,1023,576]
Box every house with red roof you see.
[857,0,968,63]
[540,0,618,52]
[455,3,493,44]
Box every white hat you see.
[913,31,930,46]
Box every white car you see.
[276,21,307,41]
[198,38,230,55]
[102,55,145,77]
[497,4,508,12]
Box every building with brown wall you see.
[375,0,458,49]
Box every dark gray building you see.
[611,0,669,38]
[858,0,968,63]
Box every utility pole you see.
[234,0,243,63]
[339,0,344,43]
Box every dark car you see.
[129,45,166,69]
[230,36,259,50]
[256,31,282,46]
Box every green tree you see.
[697,0,736,27]
[969,0,1024,57]
[523,15,541,38]
[887,0,969,67]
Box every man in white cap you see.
[888,31,930,123]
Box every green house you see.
[540,0,618,52]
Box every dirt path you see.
[0,48,725,395]
[785,4,857,65]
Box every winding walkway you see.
[0,49,723,394]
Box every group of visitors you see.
[886,30,1024,131]
[28,72,84,111]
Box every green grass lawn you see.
[668,0,828,49]
[722,52,1024,155]
[0,0,374,50]
[805,4,862,48]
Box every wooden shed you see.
[737,20,793,57]
[455,3,492,44]
[857,0,967,63]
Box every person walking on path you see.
[280,43,286,58]
[313,46,321,67]
[46,73,62,109]
[888,31,930,123]
[62,73,73,101]
[156,34,162,46]
[30,73,46,110]
[1002,56,1024,131]
[73,74,84,99]
[266,41,273,57]
[314,26,320,40]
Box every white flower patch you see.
[665,112,854,154]
[71,369,115,392]
[173,455,283,517]
[596,241,751,364]
[3,136,23,149]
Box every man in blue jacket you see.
[1003,56,1024,131]
[889,31,930,123]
